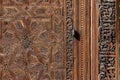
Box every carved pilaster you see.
[98,0,118,80]
[79,0,91,80]
[65,0,74,80]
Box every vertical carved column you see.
[98,0,118,80]
[91,0,99,80]
[79,0,91,80]
[65,0,74,80]
[65,0,91,80]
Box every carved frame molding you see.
[73,0,119,80]
[1,0,119,80]
[73,0,91,80]
[78,0,91,80]
[91,0,119,80]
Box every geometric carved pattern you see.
[98,0,116,80]
[0,0,74,80]
[66,0,74,80]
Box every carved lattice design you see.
[0,0,74,80]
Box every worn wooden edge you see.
[0,0,2,39]
[0,23,1,40]
[116,0,119,79]
[91,0,99,80]
[63,0,67,80]
[73,0,79,80]
[86,0,91,80]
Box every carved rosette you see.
[98,0,116,80]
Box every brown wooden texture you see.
[78,0,91,80]
[91,0,119,80]
[0,0,74,80]
[91,0,99,80]
[0,0,92,80]
[1,0,119,80]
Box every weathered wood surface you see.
[0,0,72,80]
[0,0,92,80]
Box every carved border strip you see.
[98,0,118,80]
[90,0,119,80]
[72,0,91,80]
[65,0,74,80]
[91,0,101,80]
[86,0,91,80]
[79,0,91,80]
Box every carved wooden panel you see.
[97,0,118,80]
[91,0,119,80]
[0,0,75,80]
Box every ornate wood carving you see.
[0,0,75,80]
[65,0,74,80]
[66,0,73,80]
[0,0,93,80]
[78,0,91,80]
[91,0,119,80]
[98,0,118,80]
